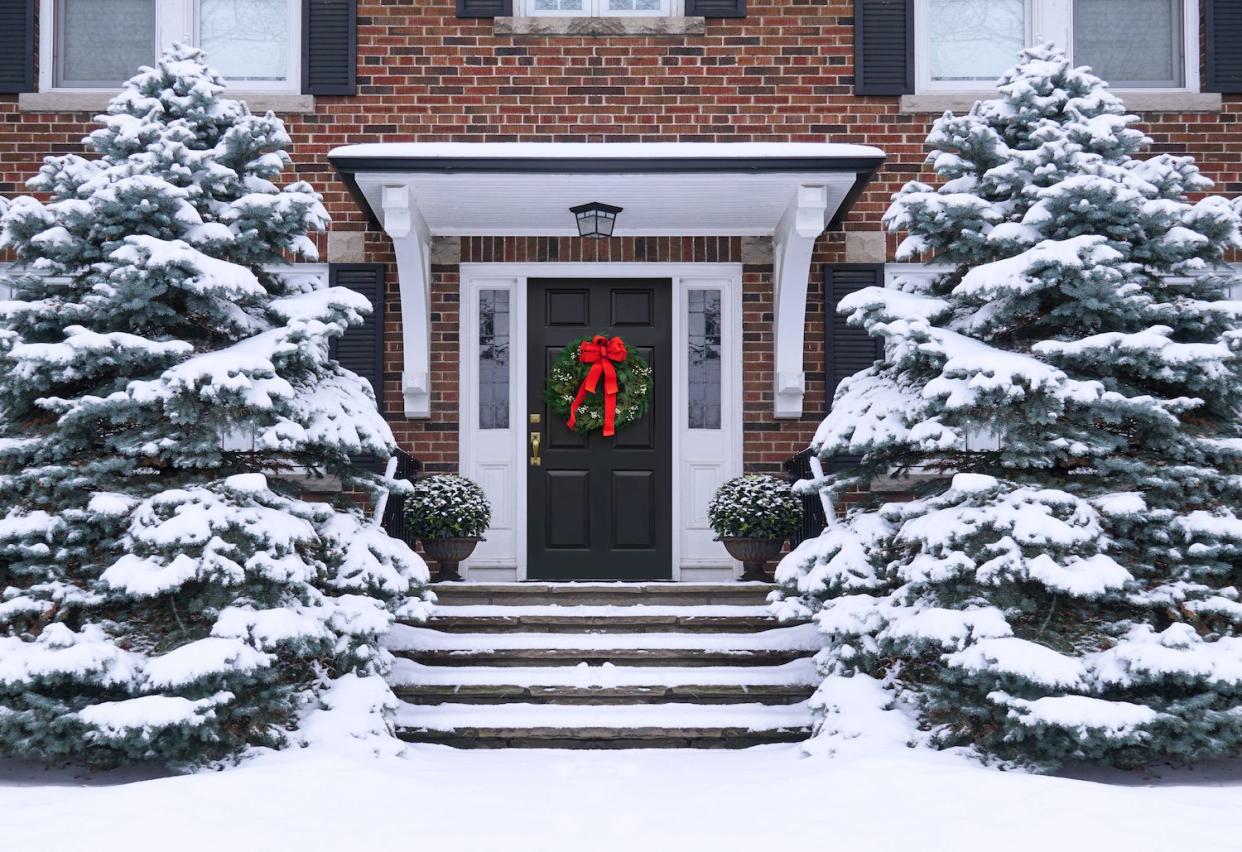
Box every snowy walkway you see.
[2,742,1238,852]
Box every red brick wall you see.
[1,0,1238,476]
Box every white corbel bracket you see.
[772,184,830,419]
[381,184,433,419]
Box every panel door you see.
[526,279,673,581]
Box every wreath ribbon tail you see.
[601,361,619,437]
[566,363,602,432]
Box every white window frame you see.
[38,0,302,94]
[914,0,1200,95]
[522,0,681,17]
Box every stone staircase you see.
[386,582,822,748]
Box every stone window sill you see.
[899,91,1223,114]
[19,90,316,114]
[495,16,705,36]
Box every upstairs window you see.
[48,0,300,91]
[525,0,676,15]
[916,0,1195,92]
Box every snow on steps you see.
[386,622,823,667]
[423,603,788,633]
[391,582,821,748]
[390,658,819,705]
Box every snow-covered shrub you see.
[404,474,491,540]
[779,45,1242,769]
[0,45,429,769]
[708,475,800,540]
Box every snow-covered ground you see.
[1,675,1238,852]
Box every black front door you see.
[527,279,672,581]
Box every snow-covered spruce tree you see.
[776,46,1242,768]
[0,46,429,768]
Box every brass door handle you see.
[529,431,542,466]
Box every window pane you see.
[479,290,511,431]
[534,0,585,10]
[58,0,155,86]
[688,290,722,431]
[200,0,290,84]
[607,0,664,10]
[928,0,1026,84]
[1074,0,1181,87]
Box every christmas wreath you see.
[545,335,652,436]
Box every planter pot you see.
[421,537,482,582]
[718,537,785,582]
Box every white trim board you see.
[458,262,745,583]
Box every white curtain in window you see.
[1074,0,1181,87]
[928,0,1026,83]
[607,0,664,10]
[199,0,290,83]
[58,0,155,86]
[534,0,586,10]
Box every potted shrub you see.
[403,474,491,581]
[708,475,801,581]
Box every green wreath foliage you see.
[545,336,653,435]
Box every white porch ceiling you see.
[346,170,860,237]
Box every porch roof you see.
[326,142,887,422]
[328,142,885,235]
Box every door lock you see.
[529,430,542,467]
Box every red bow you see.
[567,335,627,437]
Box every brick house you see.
[2,0,1240,583]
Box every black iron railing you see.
[783,447,828,547]
[379,447,422,548]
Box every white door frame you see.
[459,262,744,582]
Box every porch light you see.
[570,202,623,239]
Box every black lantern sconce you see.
[570,202,623,239]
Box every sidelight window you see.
[478,290,511,431]
[687,289,722,431]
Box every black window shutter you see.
[302,0,357,96]
[824,264,885,473]
[686,0,747,17]
[854,0,914,96]
[456,0,513,17]
[1206,0,1242,93]
[0,0,35,94]
[330,263,385,415]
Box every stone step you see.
[386,622,824,669]
[421,604,796,634]
[431,581,775,608]
[394,683,816,705]
[394,700,814,749]
[398,728,811,749]
[390,656,819,686]
[394,648,815,667]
